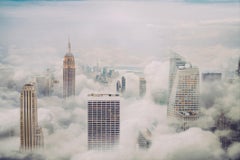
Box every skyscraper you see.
[116,80,121,93]
[20,84,44,151]
[121,76,126,93]
[168,53,200,126]
[202,72,222,82]
[139,77,146,97]
[88,94,120,151]
[63,39,75,98]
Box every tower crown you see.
[63,39,75,68]
[65,38,74,57]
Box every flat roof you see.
[88,93,120,97]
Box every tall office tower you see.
[63,39,75,98]
[202,72,222,82]
[88,94,120,151]
[139,77,146,97]
[121,76,126,93]
[168,53,200,125]
[20,84,44,151]
[116,80,121,93]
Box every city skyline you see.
[0,0,239,160]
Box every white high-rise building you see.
[168,53,200,126]
[88,94,120,151]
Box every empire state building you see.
[63,39,75,98]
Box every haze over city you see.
[0,0,239,160]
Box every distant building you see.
[202,72,222,82]
[116,80,121,93]
[33,71,59,97]
[35,76,51,96]
[121,76,126,93]
[138,129,152,149]
[63,39,75,98]
[102,67,107,77]
[168,53,200,129]
[137,121,157,150]
[88,94,120,151]
[20,84,44,151]
[139,77,146,97]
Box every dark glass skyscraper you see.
[121,76,126,93]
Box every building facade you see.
[20,84,44,151]
[116,80,121,93]
[63,40,75,98]
[138,129,152,149]
[121,76,126,93]
[168,53,200,126]
[139,77,146,97]
[88,94,120,151]
[168,53,187,99]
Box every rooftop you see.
[88,93,120,97]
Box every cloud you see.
[227,142,240,160]
[150,128,224,160]
[0,0,239,160]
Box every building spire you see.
[68,37,71,53]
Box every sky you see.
[0,0,240,160]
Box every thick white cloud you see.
[150,128,224,160]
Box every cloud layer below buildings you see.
[0,0,239,160]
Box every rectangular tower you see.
[168,53,200,127]
[121,76,126,93]
[20,84,44,151]
[88,94,120,151]
[168,53,186,98]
